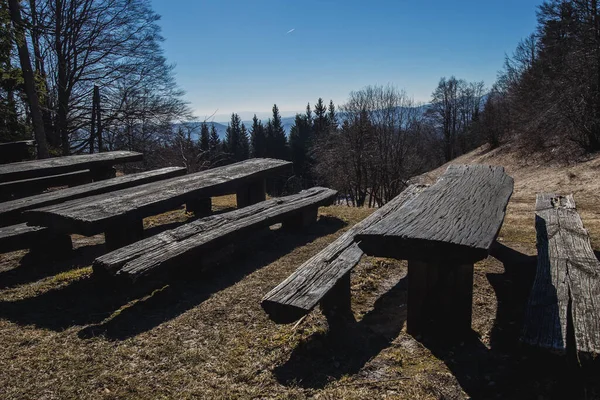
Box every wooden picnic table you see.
[25,158,292,250]
[356,165,514,338]
[0,150,143,183]
[0,140,35,164]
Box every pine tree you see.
[240,123,249,160]
[250,114,267,157]
[267,104,288,160]
[327,100,337,132]
[199,121,210,151]
[209,124,220,151]
[224,113,249,162]
[314,98,328,137]
[289,111,313,185]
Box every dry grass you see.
[1,146,600,399]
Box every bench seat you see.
[522,194,600,360]
[261,184,425,324]
[0,170,93,202]
[93,187,337,283]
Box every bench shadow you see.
[77,215,347,340]
[273,276,408,389]
[0,241,107,290]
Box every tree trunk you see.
[7,0,49,158]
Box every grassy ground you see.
[1,146,600,399]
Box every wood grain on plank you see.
[24,158,292,236]
[0,167,186,226]
[93,187,337,282]
[261,184,426,324]
[356,165,514,263]
[523,194,600,359]
[0,151,143,182]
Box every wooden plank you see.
[523,194,600,359]
[0,222,47,253]
[0,170,92,202]
[0,140,35,164]
[0,167,186,226]
[356,165,514,264]
[261,184,426,324]
[93,187,337,282]
[0,150,143,182]
[25,158,292,236]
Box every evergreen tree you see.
[266,104,288,160]
[224,113,249,161]
[209,124,220,151]
[250,114,267,157]
[199,121,210,151]
[289,111,313,185]
[314,98,328,137]
[327,100,338,132]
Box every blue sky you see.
[150,0,542,121]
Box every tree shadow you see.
[0,241,107,290]
[77,215,347,340]
[274,275,408,389]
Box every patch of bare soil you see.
[1,147,599,399]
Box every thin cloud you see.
[286,28,295,34]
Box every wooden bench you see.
[0,170,93,202]
[0,150,143,183]
[93,187,337,283]
[0,167,186,254]
[261,184,426,328]
[355,165,514,337]
[522,194,600,360]
[25,158,292,251]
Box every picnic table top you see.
[0,140,36,147]
[25,158,292,236]
[0,151,143,183]
[356,164,514,264]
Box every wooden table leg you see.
[186,197,212,217]
[30,233,72,259]
[90,166,116,181]
[282,207,318,230]
[321,272,354,334]
[236,179,266,208]
[105,219,143,250]
[407,260,474,338]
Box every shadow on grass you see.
[0,241,107,290]
[77,215,346,340]
[274,276,408,389]
[0,216,346,336]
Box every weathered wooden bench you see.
[25,158,292,250]
[0,167,186,254]
[93,187,337,283]
[0,150,143,183]
[0,170,93,202]
[0,140,35,164]
[522,194,600,361]
[355,165,514,337]
[261,184,426,328]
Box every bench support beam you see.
[105,219,143,251]
[282,207,318,230]
[186,197,212,217]
[29,233,72,259]
[236,179,266,208]
[321,272,354,334]
[90,166,116,181]
[407,260,474,338]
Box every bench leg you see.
[30,233,72,259]
[282,207,318,230]
[407,260,474,338]
[90,166,116,181]
[105,219,143,251]
[186,197,212,217]
[321,272,354,334]
[236,179,266,208]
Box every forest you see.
[1,0,599,206]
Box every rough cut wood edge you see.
[522,194,600,359]
[0,170,92,201]
[0,151,143,182]
[0,222,47,253]
[0,167,186,227]
[93,187,338,283]
[261,184,426,324]
[355,165,514,264]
